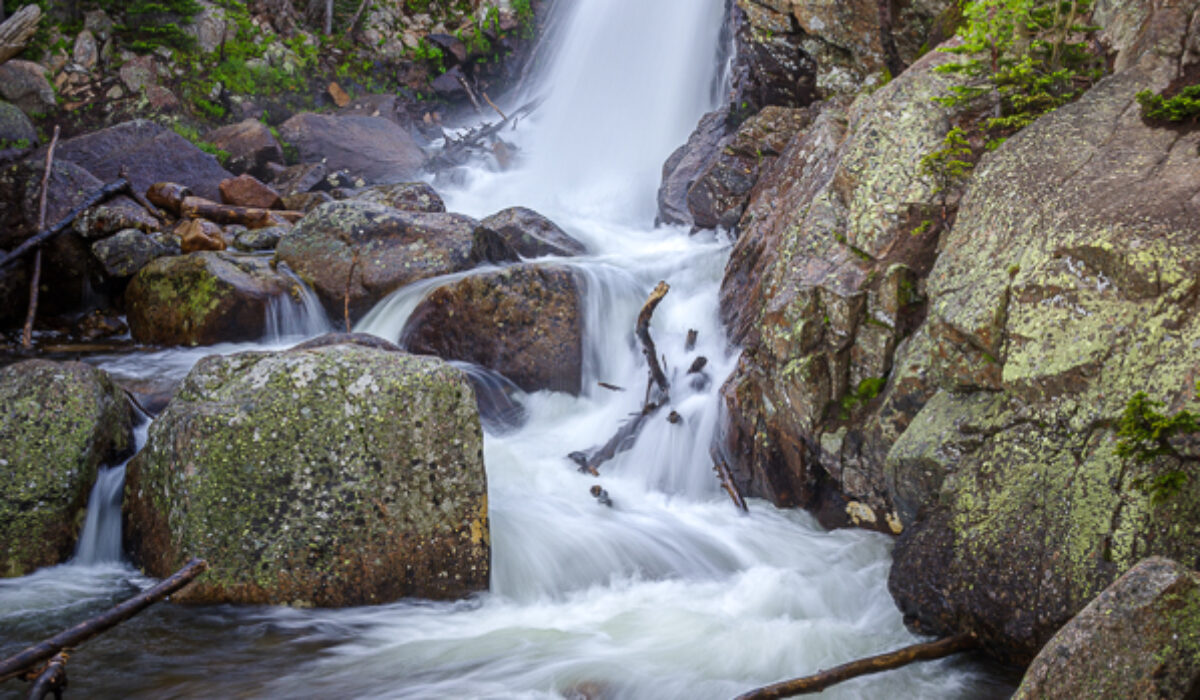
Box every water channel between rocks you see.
[1,0,1014,697]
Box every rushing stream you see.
[1,1,1015,697]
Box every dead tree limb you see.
[481,92,508,121]
[733,633,980,699]
[22,125,58,350]
[636,281,670,399]
[0,179,129,274]
[0,4,41,65]
[455,74,483,114]
[119,167,166,222]
[25,652,67,700]
[427,97,543,171]
[713,456,748,512]
[180,196,303,228]
[0,558,208,684]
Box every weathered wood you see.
[428,97,543,171]
[568,407,656,474]
[597,382,625,392]
[713,455,748,512]
[0,558,208,684]
[145,182,191,214]
[636,281,670,398]
[119,167,167,222]
[22,125,57,349]
[24,652,66,700]
[0,179,130,273]
[685,328,698,352]
[180,196,303,229]
[733,633,980,699]
[0,5,41,65]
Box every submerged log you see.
[0,558,208,684]
[25,652,67,700]
[733,633,980,699]
[0,179,130,274]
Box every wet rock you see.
[73,309,128,340]
[402,264,583,395]
[0,60,56,116]
[233,225,287,252]
[888,5,1200,662]
[177,218,227,253]
[1014,558,1200,699]
[125,251,305,346]
[478,207,585,258]
[279,113,426,184]
[656,109,730,227]
[91,228,180,278]
[353,182,445,212]
[430,66,470,99]
[219,174,282,209]
[281,191,332,212]
[272,162,327,197]
[0,100,37,148]
[206,119,284,178]
[123,339,488,606]
[728,2,817,118]
[55,120,232,202]
[0,360,133,577]
[275,200,480,321]
[687,105,815,231]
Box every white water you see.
[0,1,1007,697]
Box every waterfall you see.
[264,262,334,342]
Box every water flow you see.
[264,263,334,342]
[74,413,151,565]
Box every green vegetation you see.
[919,126,974,196]
[171,122,230,164]
[1117,383,1200,505]
[840,376,888,417]
[1136,82,1200,124]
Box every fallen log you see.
[145,182,191,214]
[25,652,66,700]
[0,179,129,274]
[569,406,657,474]
[0,4,40,65]
[180,196,303,229]
[428,97,543,171]
[22,125,57,349]
[733,633,980,699]
[0,558,208,684]
[713,455,748,512]
[119,167,166,222]
[636,281,670,400]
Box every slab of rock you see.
[91,228,180,278]
[275,200,481,321]
[125,251,306,345]
[728,2,817,117]
[271,162,327,197]
[0,60,56,116]
[206,119,283,178]
[479,207,585,258]
[55,120,232,202]
[279,113,426,184]
[353,182,445,212]
[0,100,37,148]
[1014,558,1200,699]
[656,109,730,227]
[123,338,489,605]
[0,360,133,577]
[402,264,583,394]
[220,174,282,209]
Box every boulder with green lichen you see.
[0,360,133,578]
[123,335,489,606]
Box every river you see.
[0,0,1014,697]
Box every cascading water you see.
[0,1,1014,697]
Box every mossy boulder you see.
[887,4,1200,662]
[0,360,133,577]
[1014,557,1200,698]
[123,337,489,606]
[125,251,308,346]
[275,200,483,321]
[402,264,583,394]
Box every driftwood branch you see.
[119,167,166,222]
[455,74,483,114]
[481,92,508,121]
[21,125,57,349]
[636,281,670,399]
[180,196,303,229]
[428,97,543,171]
[25,652,66,700]
[0,4,40,65]
[0,558,208,684]
[0,179,129,273]
[733,633,980,699]
[713,456,748,512]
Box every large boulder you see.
[1014,557,1200,699]
[278,113,426,184]
[55,120,233,202]
[402,264,583,394]
[714,43,966,528]
[478,207,585,258]
[353,182,446,212]
[0,100,37,148]
[123,337,489,605]
[125,251,309,346]
[275,200,482,321]
[91,229,181,279]
[888,2,1200,662]
[656,109,731,227]
[0,361,133,577]
[0,60,56,116]
[206,119,284,179]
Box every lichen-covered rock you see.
[728,2,817,120]
[687,105,815,231]
[232,225,287,252]
[714,43,966,528]
[122,338,488,605]
[275,200,482,321]
[402,264,583,394]
[0,360,133,577]
[1014,557,1200,699]
[0,100,36,148]
[888,3,1200,662]
[125,251,307,346]
[91,228,180,278]
[478,206,585,258]
[353,182,446,212]
[0,60,56,116]
[278,113,426,185]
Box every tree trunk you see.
[324,0,333,34]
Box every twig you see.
[598,382,625,392]
[343,0,370,37]
[0,179,129,273]
[733,633,980,699]
[118,166,166,222]
[25,652,67,700]
[455,74,483,114]
[21,125,58,349]
[0,558,208,683]
[636,281,670,399]
[481,91,508,121]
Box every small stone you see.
[177,218,227,253]
[328,81,351,107]
[73,30,99,71]
[219,174,283,209]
